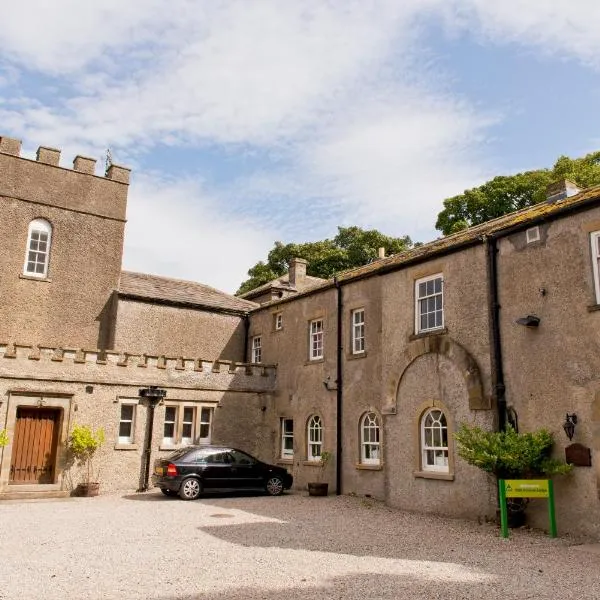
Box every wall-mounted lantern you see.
[516,315,540,328]
[562,413,577,441]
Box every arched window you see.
[421,408,448,471]
[23,219,52,278]
[307,415,323,461]
[360,412,381,465]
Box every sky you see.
[2,1,600,293]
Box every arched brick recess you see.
[384,334,488,413]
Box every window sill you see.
[587,304,600,313]
[355,463,382,471]
[159,444,183,451]
[19,274,52,283]
[304,358,324,365]
[277,459,293,466]
[302,460,322,467]
[114,443,139,451]
[409,327,448,341]
[346,351,367,361]
[413,470,454,481]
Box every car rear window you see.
[166,448,196,462]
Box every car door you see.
[200,450,234,490]
[228,450,264,489]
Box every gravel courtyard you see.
[0,491,599,600]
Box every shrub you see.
[0,429,8,447]
[454,424,572,479]
[68,425,105,485]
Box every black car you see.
[152,446,293,500]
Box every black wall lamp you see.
[516,315,540,328]
[563,413,578,441]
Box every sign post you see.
[498,479,557,539]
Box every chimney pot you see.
[289,257,307,288]
[546,179,581,203]
[0,136,22,156]
[36,146,61,166]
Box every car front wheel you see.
[179,478,202,500]
[265,475,284,496]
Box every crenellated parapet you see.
[0,342,277,393]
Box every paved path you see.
[0,492,598,599]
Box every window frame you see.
[590,231,600,303]
[307,415,323,461]
[360,412,381,465]
[274,312,283,331]
[309,318,324,361]
[251,335,262,364]
[280,417,294,460]
[420,408,449,473]
[117,399,138,445]
[162,403,215,448]
[415,273,444,334]
[23,218,52,278]
[351,308,365,354]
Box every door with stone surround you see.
[9,407,60,484]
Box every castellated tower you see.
[0,136,131,349]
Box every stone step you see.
[0,490,70,501]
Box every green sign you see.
[504,479,549,498]
[498,479,557,539]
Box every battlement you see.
[0,342,277,393]
[0,135,130,184]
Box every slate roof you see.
[118,271,258,313]
[238,273,327,299]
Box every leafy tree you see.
[436,151,600,235]
[237,226,413,295]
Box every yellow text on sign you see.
[505,479,549,498]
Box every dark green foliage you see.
[237,226,413,295]
[454,424,572,479]
[436,151,600,235]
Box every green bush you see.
[68,425,105,485]
[454,424,572,479]
[0,429,8,447]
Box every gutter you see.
[334,276,343,495]
[243,313,250,363]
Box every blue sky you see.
[2,1,599,293]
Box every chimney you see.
[546,179,581,203]
[378,247,386,259]
[289,257,307,288]
[73,155,97,174]
[0,136,22,156]
[36,146,61,166]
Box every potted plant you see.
[308,451,332,497]
[454,424,572,527]
[68,424,105,497]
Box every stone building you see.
[1,134,599,539]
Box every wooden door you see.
[9,407,60,484]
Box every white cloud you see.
[123,174,275,293]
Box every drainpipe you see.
[486,237,507,431]
[334,277,343,495]
[243,313,250,363]
[138,386,167,491]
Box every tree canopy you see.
[236,226,413,295]
[435,151,600,235]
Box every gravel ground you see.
[0,491,599,600]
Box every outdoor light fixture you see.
[563,413,578,441]
[516,315,540,328]
[138,386,167,491]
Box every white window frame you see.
[23,218,52,278]
[360,412,380,465]
[351,308,365,354]
[415,274,444,334]
[526,226,540,244]
[309,319,324,361]
[590,231,600,304]
[181,406,195,446]
[117,399,138,445]
[162,403,215,447]
[280,418,294,459]
[420,408,449,472]
[274,312,283,331]
[252,336,262,363]
[307,415,323,461]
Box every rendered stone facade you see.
[2,134,600,539]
